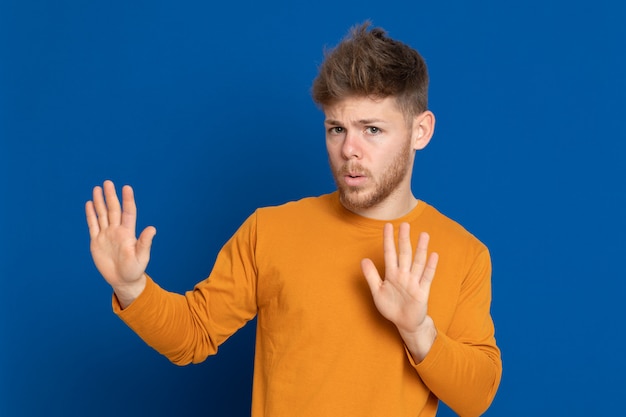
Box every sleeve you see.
[411,248,502,417]
[114,212,259,366]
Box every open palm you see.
[85,180,156,306]
[361,223,438,334]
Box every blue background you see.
[1,0,624,416]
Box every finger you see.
[361,258,382,294]
[412,232,430,276]
[397,223,413,271]
[85,201,100,239]
[92,185,109,229]
[383,223,398,272]
[420,252,439,293]
[120,185,137,231]
[103,180,122,226]
[136,226,157,263]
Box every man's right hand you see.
[85,180,157,308]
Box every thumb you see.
[361,258,382,294]
[136,226,157,260]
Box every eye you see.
[365,126,381,135]
[328,126,344,135]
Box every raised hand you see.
[361,222,439,362]
[85,180,156,308]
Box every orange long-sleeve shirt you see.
[115,192,502,416]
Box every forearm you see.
[113,275,219,365]
[412,330,502,417]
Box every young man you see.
[86,23,501,417]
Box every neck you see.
[341,193,418,221]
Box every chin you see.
[339,189,379,211]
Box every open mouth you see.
[339,163,369,187]
[344,173,366,187]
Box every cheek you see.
[327,154,341,172]
[325,142,342,161]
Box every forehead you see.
[323,96,404,123]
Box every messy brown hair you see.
[311,21,429,119]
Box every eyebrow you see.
[324,118,386,126]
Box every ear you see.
[411,110,435,151]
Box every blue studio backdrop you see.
[1,0,624,416]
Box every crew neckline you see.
[329,191,428,229]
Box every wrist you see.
[398,315,437,363]
[113,274,147,309]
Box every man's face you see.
[324,96,417,216]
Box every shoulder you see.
[418,201,489,257]
[248,193,342,253]
[256,192,338,222]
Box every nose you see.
[341,131,362,160]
